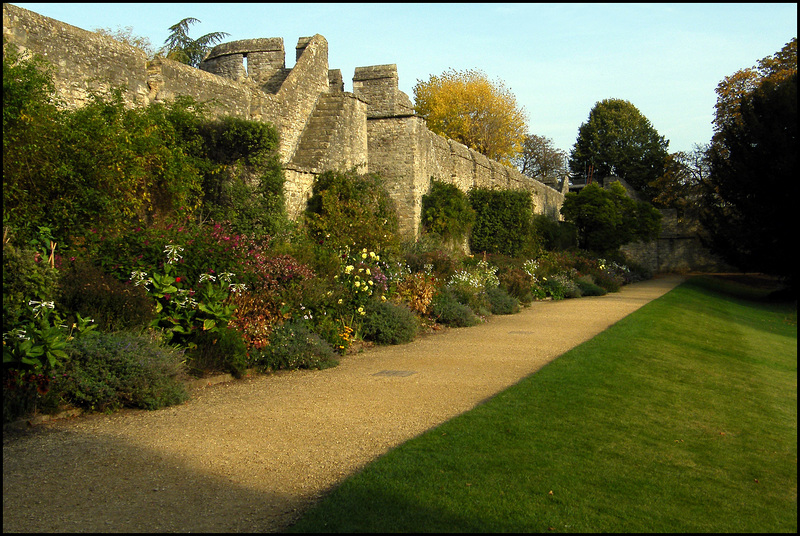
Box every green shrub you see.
[430,288,480,327]
[361,300,419,345]
[198,116,287,239]
[58,331,189,412]
[186,326,249,378]
[593,270,623,293]
[57,259,155,332]
[2,242,60,333]
[540,274,582,300]
[486,287,520,315]
[304,168,400,255]
[468,188,534,256]
[498,267,534,304]
[256,320,338,372]
[420,179,475,249]
[402,235,460,282]
[575,276,607,297]
[532,214,577,251]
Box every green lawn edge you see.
[287,276,797,533]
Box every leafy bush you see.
[532,214,577,251]
[430,287,480,327]
[575,276,607,297]
[394,272,439,315]
[561,182,661,255]
[402,235,460,282]
[445,258,500,315]
[541,274,582,300]
[361,301,419,345]
[304,168,400,255]
[57,259,155,332]
[198,116,286,239]
[186,326,249,378]
[497,266,534,304]
[57,331,189,412]
[255,320,338,372]
[420,179,475,249]
[2,241,60,333]
[486,287,520,315]
[468,188,534,256]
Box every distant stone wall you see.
[621,209,734,273]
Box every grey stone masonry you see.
[353,64,415,118]
[4,3,565,246]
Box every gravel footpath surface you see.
[3,275,685,533]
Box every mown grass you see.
[286,276,797,533]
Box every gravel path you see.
[3,275,685,533]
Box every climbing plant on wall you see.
[420,179,475,250]
[467,188,535,257]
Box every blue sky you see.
[13,3,797,155]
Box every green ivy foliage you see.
[467,188,535,256]
[560,182,661,255]
[198,116,286,238]
[420,179,475,248]
[3,42,286,247]
[304,168,400,255]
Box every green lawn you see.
[286,276,797,533]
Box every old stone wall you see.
[4,3,564,244]
[3,3,150,108]
[621,209,734,273]
[356,65,567,238]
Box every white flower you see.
[199,273,216,283]
[164,244,184,264]
[228,283,247,293]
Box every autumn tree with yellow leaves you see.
[413,69,527,164]
[711,37,796,138]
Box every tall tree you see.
[649,144,710,216]
[568,98,669,199]
[560,182,661,255]
[512,134,567,178]
[161,18,229,68]
[413,68,527,164]
[703,72,797,287]
[712,38,796,138]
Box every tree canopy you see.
[701,38,797,288]
[568,98,669,200]
[712,38,796,138]
[511,134,567,179]
[703,71,796,286]
[560,182,661,255]
[161,18,229,68]
[413,68,527,164]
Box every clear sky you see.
[12,3,797,155]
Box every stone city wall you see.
[4,3,564,243]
